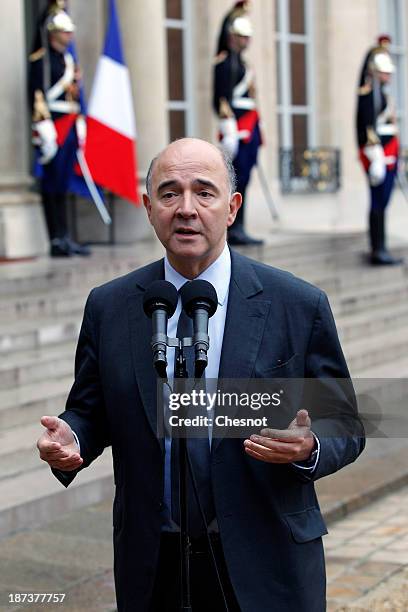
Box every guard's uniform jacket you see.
[213,49,261,193]
[357,81,399,175]
[29,45,82,194]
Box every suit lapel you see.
[214,251,271,451]
[127,259,165,452]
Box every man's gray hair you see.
[145,143,237,196]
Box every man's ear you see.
[227,192,242,227]
[143,193,152,222]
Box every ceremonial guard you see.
[28,1,90,257]
[356,44,402,265]
[213,2,263,246]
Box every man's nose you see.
[176,192,197,217]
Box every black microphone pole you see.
[174,340,192,612]
[143,280,193,612]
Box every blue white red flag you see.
[84,0,140,204]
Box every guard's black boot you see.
[227,227,264,246]
[64,237,92,256]
[227,215,264,246]
[227,194,264,246]
[369,210,403,266]
[371,251,403,265]
[50,237,72,258]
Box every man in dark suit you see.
[37,138,365,611]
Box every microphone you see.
[180,280,218,377]
[143,280,178,378]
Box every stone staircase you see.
[1,233,408,536]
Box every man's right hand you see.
[37,416,83,471]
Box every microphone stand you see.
[158,337,229,611]
[173,340,230,612]
[173,339,193,612]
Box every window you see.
[275,0,316,149]
[378,0,408,144]
[165,0,195,141]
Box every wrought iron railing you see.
[279,147,341,194]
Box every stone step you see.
[0,252,148,297]
[0,342,75,389]
[0,252,405,329]
[0,450,114,538]
[0,236,405,323]
[337,301,408,342]
[261,233,368,263]
[0,289,87,321]
[0,422,45,481]
[344,324,408,374]
[331,278,408,317]
[0,376,71,429]
[0,314,81,354]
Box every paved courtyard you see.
[325,486,408,610]
[1,485,408,611]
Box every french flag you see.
[84,0,139,204]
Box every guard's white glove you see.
[33,119,58,164]
[76,114,87,150]
[219,117,239,159]
[364,144,386,186]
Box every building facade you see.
[1,0,407,257]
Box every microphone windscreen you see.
[143,280,178,318]
[180,280,218,318]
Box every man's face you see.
[377,71,392,85]
[230,33,251,53]
[143,139,241,275]
[50,30,73,49]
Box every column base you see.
[71,193,154,244]
[0,191,48,259]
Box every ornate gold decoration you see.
[219,97,234,119]
[29,48,46,62]
[366,127,380,146]
[214,51,228,65]
[32,90,51,122]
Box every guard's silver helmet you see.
[47,10,75,33]
[229,15,253,37]
[371,51,395,74]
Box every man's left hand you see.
[243,409,315,463]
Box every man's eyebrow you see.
[157,178,220,193]
[193,179,220,192]
[157,180,179,193]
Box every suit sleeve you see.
[52,289,111,488]
[292,291,365,482]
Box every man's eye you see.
[162,192,176,199]
[198,191,213,198]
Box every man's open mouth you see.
[175,228,199,235]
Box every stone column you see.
[326,0,378,187]
[0,0,47,258]
[112,0,169,243]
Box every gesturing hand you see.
[243,409,316,464]
[37,416,83,471]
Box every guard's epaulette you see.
[29,48,45,62]
[358,83,372,96]
[214,51,228,65]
